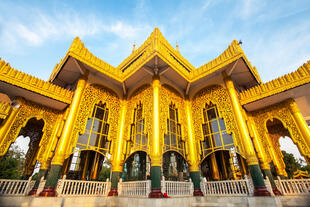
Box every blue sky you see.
[0,0,310,82]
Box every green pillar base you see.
[190,171,203,196]
[249,165,271,196]
[28,169,47,196]
[263,169,282,196]
[108,171,121,196]
[149,166,163,198]
[39,165,62,197]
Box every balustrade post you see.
[277,176,285,195]
[24,176,33,196]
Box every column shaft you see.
[185,99,203,196]
[223,74,270,196]
[40,75,87,197]
[149,76,163,198]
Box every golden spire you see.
[132,42,136,53]
[176,41,179,52]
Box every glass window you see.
[165,104,184,155]
[129,103,147,150]
[201,102,235,157]
[77,103,110,152]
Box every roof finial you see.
[132,42,136,53]
[176,41,179,52]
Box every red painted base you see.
[39,187,57,197]
[193,189,204,196]
[149,188,163,198]
[254,186,271,196]
[272,187,282,196]
[28,188,37,196]
[108,189,118,196]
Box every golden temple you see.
[0,28,310,197]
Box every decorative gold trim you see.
[0,60,73,104]
[240,61,310,105]
[250,99,310,163]
[0,101,11,120]
[68,84,121,158]
[191,85,245,162]
[49,28,261,84]
[0,99,61,164]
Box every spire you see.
[132,42,136,53]
[176,41,179,52]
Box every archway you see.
[162,151,189,181]
[121,151,150,181]
[200,150,247,181]
[0,118,44,179]
[266,118,308,178]
[64,149,111,181]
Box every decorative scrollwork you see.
[0,98,61,164]
[68,84,120,158]
[160,85,187,158]
[124,85,153,158]
[251,99,310,163]
[191,85,244,162]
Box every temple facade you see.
[0,28,310,197]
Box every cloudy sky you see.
[1,0,310,162]
[1,0,310,82]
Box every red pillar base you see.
[28,188,37,196]
[193,189,204,196]
[254,186,271,196]
[149,188,163,198]
[108,189,118,196]
[39,187,57,197]
[272,187,282,196]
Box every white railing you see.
[161,177,193,197]
[275,176,310,195]
[0,177,34,196]
[118,179,151,197]
[200,178,251,196]
[56,176,111,196]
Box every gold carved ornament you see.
[0,99,61,164]
[191,85,245,162]
[0,101,11,120]
[123,85,153,160]
[160,85,188,160]
[250,100,310,163]
[67,84,120,159]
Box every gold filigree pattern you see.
[251,100,310,163]
[160,85,187,157]
[191,85,244,161]
[0,101,11,120]
[68,84,120,158]
[0,99,61,164]
[124,85,153,158]
[240,61,310,105]
[0,60,73,104]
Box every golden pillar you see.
[91,152,100,180]
[81,151,90,180]
[0,104,20,150]
[40,74,88,196]
[185,99,203,195]
[266,134,287,177]
[149,75,163,198]
[210,153,220,180]
[109,99,127,196]
[288,100,310,157]
[223,73,270,196]
[247,116,270,170]
[220,151,228,179]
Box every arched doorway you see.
[200,150,247,181]
[122,151,150,181]
[162,151,189,181]
[64,150,110,181]
[0,118,44,179]
[266,118,308,178]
